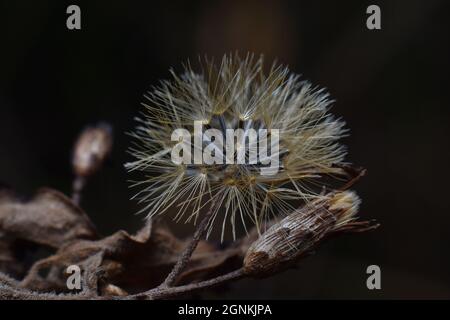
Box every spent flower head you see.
[126,54,349,239]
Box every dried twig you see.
[72,176,85,206]
[131,268,245,300]
[161,199,217,288]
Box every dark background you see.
[1,0,449,299]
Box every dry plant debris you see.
[0,120,377,300]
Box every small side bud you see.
[243,191,375,277]
[72,123,113,177]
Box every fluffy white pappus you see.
[329,191,361,228]
[126,54,348,240]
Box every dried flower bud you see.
[243,191,375,277]
[72,123,113,177]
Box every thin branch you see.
[72,175,85,205]
[0,272,93,300]
[161,200,217,287]
[156,268,245,299]
[130,268,245,300]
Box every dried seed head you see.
[72,123,113,177]
[243,191,370,277]
[126,53,348,239]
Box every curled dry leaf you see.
[16,216,247,296]
[0,186,252,297]
[0,188,98,249]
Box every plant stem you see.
[161,201,216,288]
[72,175,85,205]
[130,268,245,300]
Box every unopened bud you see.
[72,123,113,177]
[243,191,373,277]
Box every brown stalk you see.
[161,199,217,288]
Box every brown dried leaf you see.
[18,220,249,296]
[0,233,23,276]
[18,221,168,292]
[0,188,98,248]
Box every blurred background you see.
[0,0,449,299]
